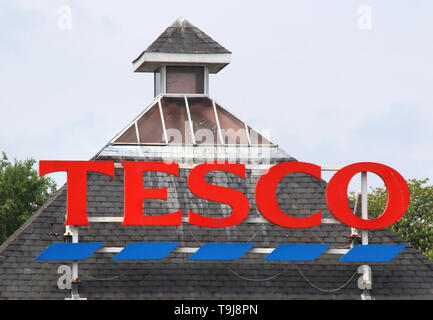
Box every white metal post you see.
[184,95,196,146]
[158,99,169,144]
[212,99,224,145]
[134,121,140,144]
[361,172,368,245]
[66,225,86,300]
[71,225,79,280]
[360,171,372,298]
[244,122,252,146]
[204,66,209,95]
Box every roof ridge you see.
[0,184,67,255]
[169,17,196,28]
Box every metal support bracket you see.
[65,225,86,300]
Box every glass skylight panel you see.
[215,104,249,145]
[161,96,193,144]
[166,66,204,94]
[112,95,275,146]
[188,97,219,144]
[248,126,272,145]
[114,123,138,143]
[136,103,166,144]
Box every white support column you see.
[158,98,169,144]
[212,99,224,145]
[67,225,86,300]
[184,96,196,146]
[357,265,373,300]
[350,193,361,247]
[71,225,79,243]
[71,225,79,281]
[244,122,251,146]
[361,172,368,245]
[134,121,140,144]
[204,66,209,95]
[161,65,166,94]
[360,172,373,299]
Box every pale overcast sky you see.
[1,0,432,189]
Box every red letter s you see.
[188,162,250,227]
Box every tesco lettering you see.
[39,161,410,230]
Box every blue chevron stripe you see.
[188,243,255,260]
[35,243,405,262]
[339,244,406,262]
[265,243,330,261]
[112,242,180,260]
[35,243,104,261]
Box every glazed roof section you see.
[110,95,275,147]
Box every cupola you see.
[132,17,231,96]
[111,18,274,146]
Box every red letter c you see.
[255,161,322,228]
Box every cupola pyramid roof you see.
[140,17,231,55]
[132,18,231,73]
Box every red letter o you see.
[326,162,410,229]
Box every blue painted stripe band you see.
[265,243,330,261]
[112,242,180,260]
[35,243,104,261]
[339,244,406,262]
[188,243,255,260]
[35,243,405,262]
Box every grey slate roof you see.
[133,17,231,62]
[133,18,231,73]
[1,144,433,300]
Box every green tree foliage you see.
[367,178,433,260]
[0,152,57,244]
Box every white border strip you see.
[87,216,341,224]
[113,163,345,171]
[98,246,349,255]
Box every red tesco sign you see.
[39,161,410,230]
